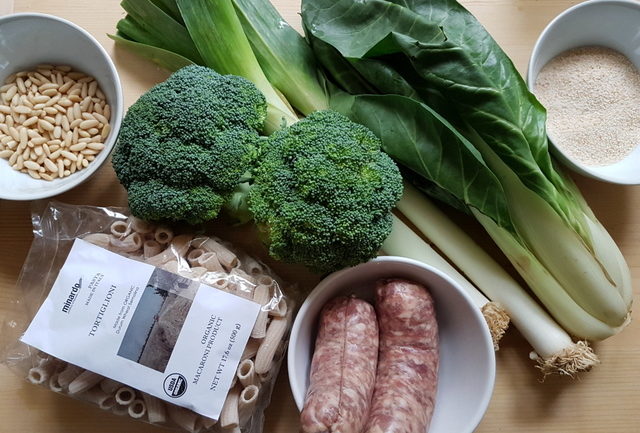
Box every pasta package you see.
[0,202,293,433]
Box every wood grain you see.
[1,0,639,432]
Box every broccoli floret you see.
[127,180,226,225]
[112,65,266,224]
[248,110,403,273]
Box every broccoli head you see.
[248,110,403,273]
[112,65,266,224]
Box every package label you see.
[21,239,260,420]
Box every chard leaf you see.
[302,0,587,235]
[303,31,376,95]
[331,92,514,232]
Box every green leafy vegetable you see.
[303,0,632,340]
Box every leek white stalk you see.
[383,215,509,350]
[397,183,600,376]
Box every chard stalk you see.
[398,182,600,375]
[470,129,631,338]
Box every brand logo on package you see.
[164,373,187,398]
[62,278,83,314]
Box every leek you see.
[108,34,194,72]
[383,215,510,350]
[232,0,330,115]
[176,0,298,133]
[115,0,298,133]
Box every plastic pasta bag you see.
[0,202,293,433]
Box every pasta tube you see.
[128,399,147,419]
[219,386,240,429]
[251,284,271,339]
[237,359,256,387]
[241,338,261,361]
[143,240,162,258]
[81,387,112,408]
[254,311,291,375]
[200,238,238,270]
[100,378,123,395]
[48,374,63,392]
[230,268,256,285]
[256,275,274,288]
[142,392,167,424]
[238,385,260,425]
[240,256,264,276]
[27,365,53,385]
[197,252,224,273]
[112,404,129,417]
[162,260,181,273]
[187,248,205,266]
[167,404,199,433]
[146,235,191,266]
[110,220,131,238]
[68,370,104,394]
[57,364,84,388]
[154,225,174,244]
[109,232,143,253]
[82,233,110,249]
[198,415,218,430]
[115,386,136,405]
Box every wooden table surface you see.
[1,0,639,432]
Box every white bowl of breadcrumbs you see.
[527,0,640,185]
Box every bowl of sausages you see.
[288,256,496,433]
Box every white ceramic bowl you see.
[527,0,640,185]
[288,256,495,433]
[0,13,123,200]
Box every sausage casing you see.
[300,296,379,433]
[365,279,439,433]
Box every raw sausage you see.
[365,279,439,433]
[300,296,379,433]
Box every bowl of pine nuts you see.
[0,13,123,200]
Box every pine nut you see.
[38,119,54,131]
[87,142,105,150]
[13,105,31,114]
[43,158,57,172]
[79,119,98,130]
[23,116,38,127]
[23,160,40,171]
[69,142,86,152]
